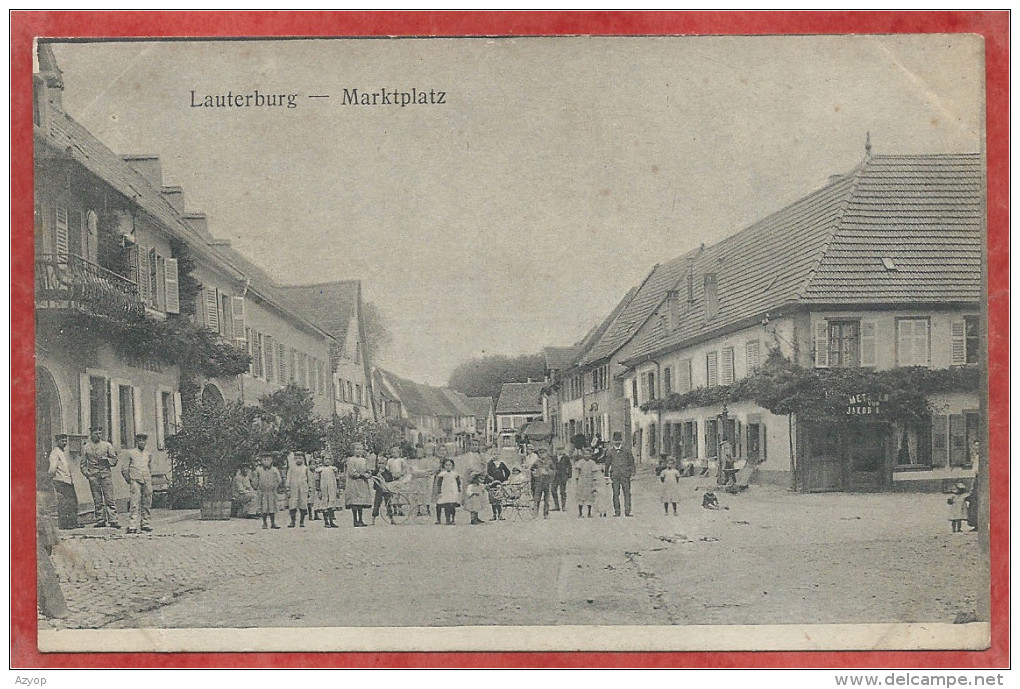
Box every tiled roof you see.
[543,346,581,371]
[466,396,494,420]
[39,107,333,341]
[281,281,361,351]
[495,382,546,415]
[564,285,640,371]
[624,153,983,363]
[803,154,983,304]
[579,249,700,366]
[378,369,474,418]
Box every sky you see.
[49,36,983,385]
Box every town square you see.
[30,34,990,644]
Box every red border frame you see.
[10,11,1009,669]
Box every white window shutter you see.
[154,390,165,449]
[126,245,140,286]
[109,379,121,449]
[707,351,719,387]
[172,392,183,433]
[813,321,829,368]
[132,386,144,439]
[917,320,930,366]
[861,321,877,367]
[951,321,967,365]
[55,207,69,260]
[164,258,180,314]
[721,347,735,385]
[79,373,91,435]
[231,297,246,344]
[137,248,151,306]
[203,288,220,332]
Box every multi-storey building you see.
[621,153,983,492]
[282,281,375,419]
[495,382,546,448]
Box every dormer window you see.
[704,273,719,320]
[667,290,680,331]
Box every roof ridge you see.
[281,279,361,289]
[793,158,869,302]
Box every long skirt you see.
[345,477,373,507]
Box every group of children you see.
[248,451,342,530]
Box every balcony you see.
[35,253,144,318]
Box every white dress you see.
[436,470,461,506]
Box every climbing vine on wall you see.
[643,350,982,426]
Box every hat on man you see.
[54,433,68,441]
[89,425,103,433]
[135,433,149,440]
[612,431,623,441]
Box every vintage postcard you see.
[24,27,1000,659]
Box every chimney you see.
[34,43,64,125]
[121,154,163,187]
[161,186,185,213]
[183,212,208,236]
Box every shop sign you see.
[846,392,889,416]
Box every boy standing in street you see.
[47,433,79,529]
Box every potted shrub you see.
[167,398,259,520]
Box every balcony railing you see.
[36,253,144,317]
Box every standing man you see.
[530,448,554,519]
[47,433,78,529]
[718,438,736,486]
[605,431,636,517]
[122,433,153,534]
[81,426,120,529]
[550,444,572,512]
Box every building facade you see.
[621,153,983,491]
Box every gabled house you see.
[621,152,983,492]
[467,396,496,446]
[495,382,546,448]
[374,369,475,450]
[282,281,375,420]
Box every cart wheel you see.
[388,493,412,524]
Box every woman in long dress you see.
[345,443,373,527]
[285,452,310,527]
[573,448,598,518]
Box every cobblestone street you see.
[43,467,987,630]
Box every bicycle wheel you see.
[388,492,412,524]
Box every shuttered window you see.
[164,258,180,314]
[897,319,930,368]
[264,335,275,382]
[720,347,735,385]
[277,343,286,382]
[137,248,152,306]
[746,340,761,372]
[230,297,246,346]
[54,207,69,260]
[706,351,718,388]
[813,320,829,368]
[203,288,220,332]
[663,367,672,395]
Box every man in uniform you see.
[122,433,153,533]
[47,433,79,529]
[605,431,636,517]
[81,426,120,528]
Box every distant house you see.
[375,369,476,451]
[282,281,375,420]
[495,382,546,448]
[467,396,496,446]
